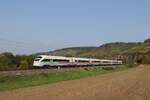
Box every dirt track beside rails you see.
[0,65,150,100]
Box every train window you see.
[41,59,51,62]
[76,60,89,62]
[53,59,70,62]
[103,61,109,63]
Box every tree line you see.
[0,52,35,70]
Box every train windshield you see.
[34,59,40,61]
[34,56,42,61]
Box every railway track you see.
[0,65,120,76]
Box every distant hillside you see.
[81,42,140,58]
[42,39,150,59]
[47,47,97,57]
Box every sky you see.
[0,0,150,54]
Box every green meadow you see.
[0,65,130,91]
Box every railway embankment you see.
[0,65,129,91]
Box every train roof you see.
[72,57,90,60]
[37,55,122,62]
[38,55,70,60]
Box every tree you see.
[0,52,17,70]
[18,60,29,70]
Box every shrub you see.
[142,55,150,64]
[7,65,17,70]
[102,67,114,70]
[18,60,29,70]
[84,68,90,71]
[136,55,150,64]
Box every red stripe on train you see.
[58,62,113,65]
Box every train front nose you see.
[33,58,42,67]
[33,56,43,67]
[33,61,41,67]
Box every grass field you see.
[0,66,130,91]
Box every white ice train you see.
[33,55,122,67]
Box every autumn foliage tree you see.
[18,60,29,70]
